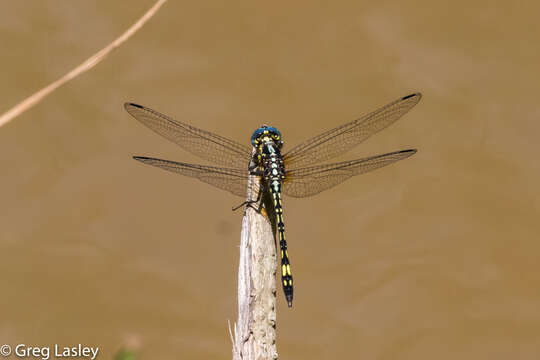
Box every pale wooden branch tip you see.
[233,155,279,360]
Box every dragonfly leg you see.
[248,161,264,176]
[231,185,263,211]
[232,200,258,211]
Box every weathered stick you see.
[233,164,278,360]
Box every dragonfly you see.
[126,92,422,307]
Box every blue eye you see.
[251,126,282,146]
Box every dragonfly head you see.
[251,125,283,149]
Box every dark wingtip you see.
[402,92,422,100]
[400,149,417,154]
[398,149,418,158]
[133,156,150,161]
[125,102,144,109]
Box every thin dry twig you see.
[0,0,168,128]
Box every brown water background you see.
[1,1,539,359]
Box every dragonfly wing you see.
[133,156,252,198]
[283,93,421,168]
[283,149,416,198]
[126,103,253,168]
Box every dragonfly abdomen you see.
[260,141,294,307]
[268,179,293,307]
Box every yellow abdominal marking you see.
[288,279,292,286]
[286,264,291,275]
[283,280,287,286]
[282,265,287,277]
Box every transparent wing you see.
[133,156,251,198]
[126,103,252,169]
[283,149,416,198]
[283,93,421,168]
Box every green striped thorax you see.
[250,125,286,181]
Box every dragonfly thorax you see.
[250,125,286,181]
[251,125,283,149]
